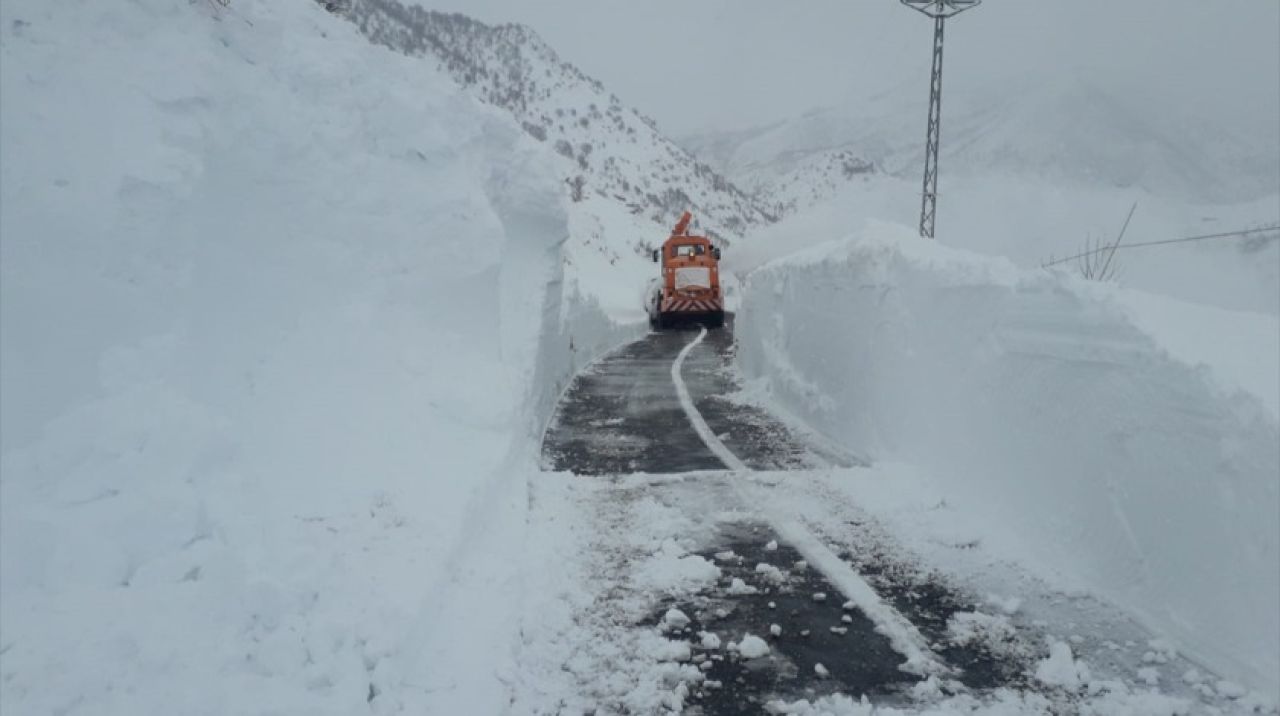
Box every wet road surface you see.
[543,326,842,475]
[540,324,1035,712]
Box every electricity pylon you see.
[900,0,980,239]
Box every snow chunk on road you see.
[661,608,691,632]
[635,540,722,593]
[754,562,787,584]
[735,634,770,659]
[726,577,758,595]
[1035,640,1091,689]
[699,631,722,650]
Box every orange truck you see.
[648,211,725,329]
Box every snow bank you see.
[526,194,653,436]
[736,223,1280,698]
[1113,289,1279,422]
[729,173,1280,318]
[0,0,637,712]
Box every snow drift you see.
[736,223,1280,698]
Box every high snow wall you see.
[0,0,641,713]
[736,224,1280,697]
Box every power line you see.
[1042,223,1280,269]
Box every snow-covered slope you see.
[686,77,1280,213]
[335,0,775,243]
[0,1,638,712]
[702,76,1280,316]
[735,223,1280,700]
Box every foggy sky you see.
[411,0,1280,138]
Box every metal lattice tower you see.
[901,0,980,238]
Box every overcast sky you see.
[411,0,1280,138]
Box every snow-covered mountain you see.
[751,147,878,217]
[685,77,1280,213]
[690,77,1279,316]
[332,0,776,243]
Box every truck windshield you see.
[673,244,705,257]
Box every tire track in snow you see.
[670,326,951,677]
[670,327,749,472]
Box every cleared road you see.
[540,325,1032,712]
[542,325,843,475]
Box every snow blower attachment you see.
[648,211,725,329]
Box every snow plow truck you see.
[648,211,725,329]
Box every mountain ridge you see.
[328,0,778,243]
[682,76,1280,213]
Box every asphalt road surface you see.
[543,326,847,475]
[541,324,1034,712]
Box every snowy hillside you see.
[750,149,877,216]
[697,77,1280,316]
[685,77,1280,212]
[335,0,775,244]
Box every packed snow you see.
[735,634,771,659]
[735,224,1280,700]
